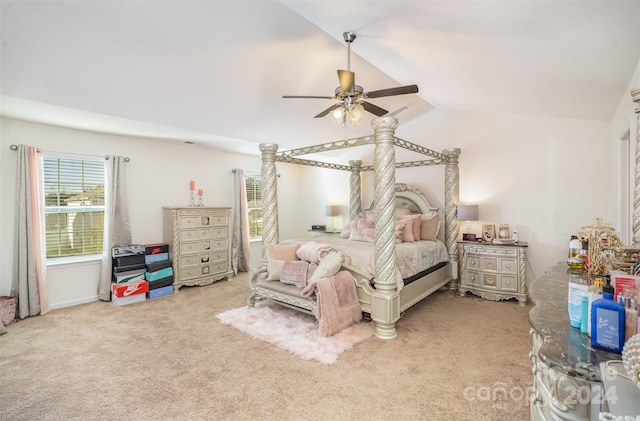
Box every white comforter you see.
[280,237,450,291]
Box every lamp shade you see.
[457,204,479,221]
[325,205,340,217]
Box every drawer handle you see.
[505,264,511,269]
[470,261,476,266]
[505,281,511,286]
[487,262,494,268]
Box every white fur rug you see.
[215,302,375,364]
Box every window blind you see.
[43,156,105,258]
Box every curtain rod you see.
[9,144,130,162]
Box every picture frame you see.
[482,224,495,243]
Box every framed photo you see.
[498,224,510,239]
[482,224,495,243]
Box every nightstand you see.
[307,229,341,237]
[457,241,528,305]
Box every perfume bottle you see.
[586,276,604,337]
[591,275,625,353]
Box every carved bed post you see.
[631,88,640,245]
[442,148,461,286]
[371,116,400,340]
[260,143,279,262]
[349,160,363,220]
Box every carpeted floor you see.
[0,272,533,421]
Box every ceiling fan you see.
[282,31,419,126]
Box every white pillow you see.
[308,250,343,282]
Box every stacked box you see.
[144,243,174,299]
[111,245,147,305]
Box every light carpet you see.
[216,302,375,364]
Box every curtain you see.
[231,169,250,275]
[98,156,131,301]
[13,145,48,318]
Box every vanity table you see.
[528,263,622,420]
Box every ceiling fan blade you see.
[366,84,419,99]
[362,101,388,117]
[283,95,334,99]
[315,103,342,118]
[337,70,355,92]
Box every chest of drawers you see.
[163,207,233,291]
[457,241,528,305]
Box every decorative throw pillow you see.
[280,260,310,288]
[396,219,415,242]
[267,244,300,261]
[397,214,422,240]
[357,219,375,229]
[0,296,18,325]
[420,213,441,241]
[394,223,405,244]
[340,219,358,239]
[349,227,375,243]
[266,259,286,281]
[308,250,343,282]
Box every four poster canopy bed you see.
[248,115,462,339]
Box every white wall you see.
[0,118,283,308]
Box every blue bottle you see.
[591,275,626,353]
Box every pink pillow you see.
[394,223,405,244]
[398,214,422,241]
[349,227,375,243]
[396,219,415,242]
[420,213,441,241]
[357,219,375,229]
[267,244,300,261]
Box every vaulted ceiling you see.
[1,1,639,154]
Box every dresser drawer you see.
[210,214,229,226]
[482,273,498,288]
[181,241,199,254]
[200,228,213,239]
[211,261,229,275]
[179,216,199,229]
[500,275,517,291]
[500,258,517,274]
[211,238,228,250]
[482,257,498,271]
[211,249,227,263]
[180,229,199,241]
[212,227,228,239]
[466,256,480,271]
[180,254,199,267]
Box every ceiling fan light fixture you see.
[330,106,345,124]
[349,103,365,125]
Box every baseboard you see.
[48,295,98,310]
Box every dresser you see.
[163,207,233,291]
[457,241,528,305]
[529,263,622,420]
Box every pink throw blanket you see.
[301,270,362,336]
[296,241,333,264]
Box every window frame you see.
[244,173,262,241]
[42,152,106,261]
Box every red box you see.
[111,280,149,298]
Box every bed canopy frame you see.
[257,115,461,339]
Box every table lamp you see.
[326,205,340,232]
[457,204,479,240]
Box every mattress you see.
[280,237,450,290]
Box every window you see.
[43,155,105,258]
[245,174,262,240]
